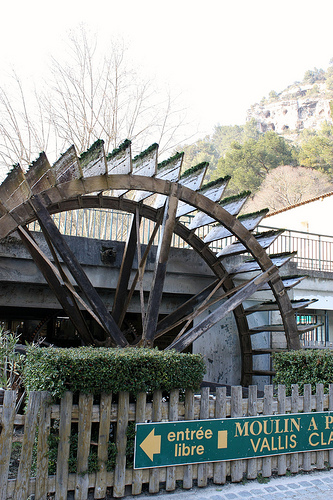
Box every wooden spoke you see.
[142,184,180,345]
[166,266,279,352]
[112,211,141,325]
[29,194,128,347]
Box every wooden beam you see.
[17,226,95,346]
[166,266,279,352]
[29,194,128,347]
[143,184,180,345]
[112,211,141,324]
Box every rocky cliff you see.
[247,82,333,137]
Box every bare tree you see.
[245,165,333,212]
[0,27,188,178]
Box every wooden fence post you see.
[95,392,112,499]
[166,388,179,491]
[75,393,93,500]
[290,384,299,474]
[276,385,286,475]
[13,391,41,500]
[35,391,52,500]
[56,391,73,500]
[182,389,194,489]
[302,384,312,472]
[262,385,273,478]
[247,385,258,479]
[197,386,210,487]
[149,390,163,494]
[230,386,243,483]
[114,391,130,498]
[316,383,325,470]
[132,392,147,495]
[0,390,17,500]
[213,386,227,484]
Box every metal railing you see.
[258,225,333,272]
[29,210,333,273]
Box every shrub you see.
[273,349,333,394]
[23,346,206,399]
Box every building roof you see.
[265,190,333,218]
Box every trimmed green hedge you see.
[273,349,333,394]
[23,346,205,399]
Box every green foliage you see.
[157,152,183,170]
[0,328,25,390]
[273,349,333,395]
[303,67,326,84]
[212,131,297,196]
[133,143,158,162]
[23,346,206,399]
[107,139,131,159]
[180,162,208,179]
[298,122,333,175]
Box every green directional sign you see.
[134,411,333,468]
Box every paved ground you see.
[124,469,333,500]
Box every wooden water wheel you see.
[0,139,315,385]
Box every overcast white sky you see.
[1,0,333,139]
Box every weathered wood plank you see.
[0,390,17,500]
[114,392,130,498]
[230,386,243,482]
[189,192,249,229]
[246,385,258,480]
[197,387,210,487]
[106,140,132,175]
[204,209,268,244]
[166,389,179,491]
[302,384,312,472]
[53,145,82,184]
[75,393,93,500]
[153,153,183,209]
[95,393,112,499]
[277,385,287,476]
[25,151,56,194]
[56,391,73,500]
[149,390,163,494]
[80,140,107,178]
[13,391,41,500]
[143,184,179,345]
[132,392,147,495]
[183,389,194,489]
[262,385,273,477]
[289,385,299,474]
[213,386,227,484]
[35,392,52,500]
[0,164,30,211]
[316,384,325,470]
[216,230,284,258]
[112,212,140,325]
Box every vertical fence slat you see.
[290,384,299,474]
[13,391,41,500]
[197,386,210,487]
[262,385,273,477]
[35,392,52,500]
[95,393,112,499]
[75,393,93,500]
[166,389,179,491]
[0,390,17,500]
[132,392,147,495]
[56,391,73,500]
[316,383,325,469]
[231,386,243,482]
[114,391,130,498]
[182,389,194,489]
[149,389,163,494]
[302,384,312,472]
[277,385,287,476]
[247,385,258,479]
[213,386,227,484]
[329,384,333,467]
